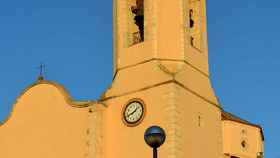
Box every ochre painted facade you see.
[0,0,264,158]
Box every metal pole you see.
[153,148,157,158]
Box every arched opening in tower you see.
[131,0,144,44]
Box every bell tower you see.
[101,0,223,158]
[113,0,210,75]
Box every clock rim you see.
[122,98,146,127]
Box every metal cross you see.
[38,63,46,78]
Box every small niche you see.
[241,140,246,148]
[241,129,247,135]
[197,113,204,127]
[129,0,144,45]
[189,9,194,28]
[89,108,93,113]
[188,0,202,50]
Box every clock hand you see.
[127,107,139,117]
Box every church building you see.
[0,0,264,158]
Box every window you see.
[241,140,247,148]
[198,115,201,127]
[129,0,144,45]
[188,0,202,50]
[197,113,204,127]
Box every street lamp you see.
[144,126,166,158]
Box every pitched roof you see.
[222,111,264,140]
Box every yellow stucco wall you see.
[103,39,223,158]
[0,82,91,158]
[222,120,264,158]
[103,82,222,158]
[0,80,264,158]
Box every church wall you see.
[222,120,264,158]
[102,81,222,158]
[184,0,209,74]
[103,84,174,158]
[175,83,223,158]
[174,60,219,105]
[105,58,218,108]
[156,0,184,61]
[104,60,173,98]
[0,83,89,158]
[155,0,210,74]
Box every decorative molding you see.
[174,80,221,109]
[113,58,209,80]
[87,107,104,158]
[101,80,174,101]
[152,0,158,57]
[163,84,183,158]
[101,80,222,110]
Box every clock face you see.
[123,100,145,126]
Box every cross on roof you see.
[37,63,46,81]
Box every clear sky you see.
[0,0,278,157]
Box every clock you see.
[122,99,145,126]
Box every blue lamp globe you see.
[144,126,166,148]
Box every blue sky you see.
[0,0,278,157]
